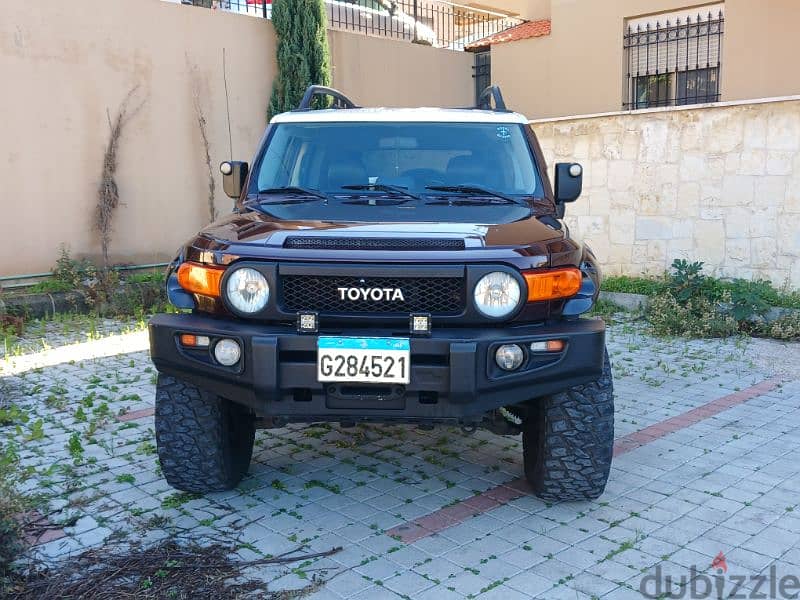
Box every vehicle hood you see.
[198,211,565,250]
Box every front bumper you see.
[149,313,606,424]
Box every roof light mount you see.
[476,85,508,112]
[297,85,359,111]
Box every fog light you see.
[297,311,319,333]
[410,313,431,336]
[214,338,241,366]
[495,344,524,371]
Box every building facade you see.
[468,0,800,119]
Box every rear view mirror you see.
[554,162,583,203]
[220,161,249,199]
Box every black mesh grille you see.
[283,237,465,251]
[281,275,465,314]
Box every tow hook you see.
[499,407,523,426]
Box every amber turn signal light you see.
[523,268,582,302]
[179,333,210,347]
[176,262,225,298]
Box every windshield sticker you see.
[496,126,511,140]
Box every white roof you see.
[271,107,530,124]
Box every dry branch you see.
[8,540,341,599]
[187,58,217,223]
[95,86,144,269]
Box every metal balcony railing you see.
[177,0,524,51]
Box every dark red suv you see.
[149,86,613,502]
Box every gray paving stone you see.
[569,571,620,597]
[5,316,800,598]
[348,585,403,600]
[413,584,465,600]
[384,570,436,596]
[505,569,553,596]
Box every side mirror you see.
[554,162,583,204]
[220,161,249,199]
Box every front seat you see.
[445,154,497,188]
[326,154,367,191]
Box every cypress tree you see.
[268,0,332,120]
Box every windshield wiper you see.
[256,186,328,199]
[340,184,420,199]
[424,185,526,206]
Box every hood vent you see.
[283,237,466,251]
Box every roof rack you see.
[476,85,509,111]
[297,85,359,111]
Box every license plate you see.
[317,337,410,384]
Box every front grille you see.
[283,237,466,251]
[281,275,465,314]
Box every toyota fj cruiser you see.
[149,85,613,501]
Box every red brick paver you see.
[387,375,785,543]
[115,407,155,422]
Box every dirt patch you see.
[746,337,800,380]
[5,540,340,599]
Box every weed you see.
[161,492,200,510]
[67,433,84,462]
[303,480,341,494]
[0,405,28,427]
[589,299,626,319]
[25,419,45,442]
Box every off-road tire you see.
[522,349,614,501]
[155,374,255,493]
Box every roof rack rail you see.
[476,85,508,111]
[297,85,359,111]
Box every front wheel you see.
[155,375,255,493]
[522,349,614,501]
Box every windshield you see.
[251,122,542,197]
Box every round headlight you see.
[473,272,521,318]
[225,268,269,313]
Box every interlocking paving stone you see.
[2,315,800,597]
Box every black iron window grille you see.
[472,51,491,105]
[179,0,523,51]
[624,10,724,109]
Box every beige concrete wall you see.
[464,0,550,19]
[722,0,800,102]
[533,98,800,287]
[0,0,474,277]
[329,33,473,108]
[0,0,277,276]
[492,0,800,119]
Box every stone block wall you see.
[532,98,800,288]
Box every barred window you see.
[624,8,724,109]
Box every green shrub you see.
[756,312,800,341]
[603,262,800,310]
[0,442,32,590]
[21,247,166,318]
[267,0,331,119]
[588,298,625,319]
[51,246,97,290]
[601,275,666,296]
[647,291,738,338]
[665,259,710,302]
